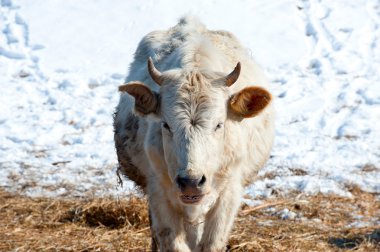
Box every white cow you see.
[114,16,275,251]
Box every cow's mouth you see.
[180,194,204,204]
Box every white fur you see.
[114,16,275,251]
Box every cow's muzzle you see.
[176,175,206,204]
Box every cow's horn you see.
[148,57,163,86]
[226,62,241,87]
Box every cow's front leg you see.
[197,183,243,252]
[148,191,191,251]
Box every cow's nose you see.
[176,175,206,191]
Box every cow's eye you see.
[215,122,223,131]
[162,122,171,132]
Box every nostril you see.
[176,176,186,189]
[198,175,206,187]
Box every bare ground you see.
[0,188,379,252]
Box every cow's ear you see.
[229,86,272,118]
[119,81,159,116]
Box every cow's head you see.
[119,58,272,205]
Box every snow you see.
[0,0,379,198]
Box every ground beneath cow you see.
[1,188,378,252]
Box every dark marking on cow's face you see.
[190,118,196,126]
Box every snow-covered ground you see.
[0,0,379,199]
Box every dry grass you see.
[0,188,379,252]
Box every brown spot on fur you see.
[190,118,195,126]
[195,73,201,83]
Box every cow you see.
[114,16,275,251]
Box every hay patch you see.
[0,189,379,251]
